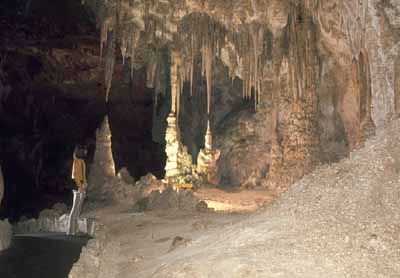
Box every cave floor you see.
[82,206,253,278]
[0,233,89,278]
[70,187,276,277]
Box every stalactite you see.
[177,13,227,115]
[104,30,116,103]
[101,0,121,103]
[203,43,213,115]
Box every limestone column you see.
[165,50,185,180]
[88,115,116,192]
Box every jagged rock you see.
[38,203,68,219]
[14,213,96,236]
[117,167,135,185]
[195,201,209,213]
[145,186,200,212]
[52,203,68,215]
[135,173,165,196]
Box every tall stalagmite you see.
[164,50,193,181]
[88,116,116,195]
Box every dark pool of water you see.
[0,233,90,278]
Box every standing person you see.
[67,145,88,236]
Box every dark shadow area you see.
[0,0,166,221]
[0,94,105,221]
[0,233,89,278]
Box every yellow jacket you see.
[72,158,87,188]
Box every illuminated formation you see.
[88,115,116,194]
[196,121,221,185]
[164,50,193,182]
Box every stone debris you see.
[168,236,192,252]
[133,186,203,212]
[14,206,96,236]
[117,167,135,185]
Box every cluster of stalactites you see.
[99,0,172,102]
[175,13,227,115]
[285,3,320,103]
[97,2,274,109]
[176,13,274,112]
[228,24,268,108]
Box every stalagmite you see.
[196,120,221,185]
[88,115,116,194]
[164,50,193,181]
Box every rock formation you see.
[88,115,116,196]
[196,121,221,185]
[76,0,400,190]
[164,51,193,182]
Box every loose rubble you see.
[14,203,96,236]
